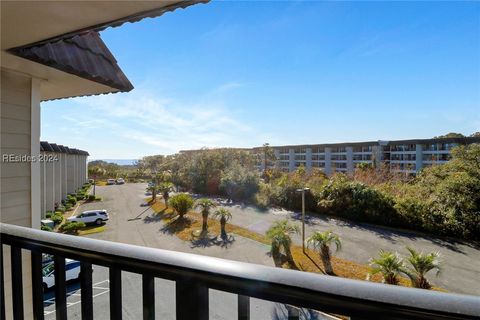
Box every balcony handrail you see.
[1,223,479,319]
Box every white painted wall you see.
[1,68,39,320]
[1,69,34,227]
[54,151,62,205]
[44,152,55,212]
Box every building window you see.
[279,155,289,161]
[331,154,347,161]
[312,154,325,161]
[391,144,415,152]
[391,154,416,161]
[331,147,346,153]
[353,154,371,161]
[312,161,325,168]
[294,147,306,153]
[294,155,306,160]
[312,147,325,153]
[332,162,347,169]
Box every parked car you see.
[43,259,81,291]
[68,210,109,225]
[116,178,125,184]
[88,178,94,184]
[106,179,116,185]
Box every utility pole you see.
[296,187,310,253]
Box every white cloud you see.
[63,84,255,158]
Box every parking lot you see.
[42,182,480,318]
[44,183,294,319]
[42,265,304,320]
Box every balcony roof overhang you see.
[1,0,208,101]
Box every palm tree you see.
[169,194,194,219]
[146,184,157,203]
[158,182,173,208]
[404,247,441,289]
[266,220,299,268]
[195,198,217,234]
[306,231,341,275]
[213,208,232,240]
[368,250,406,285]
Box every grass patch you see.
[149,201,444,291]
[78,225,106,236]
[95,180,108,186]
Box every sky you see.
[41,1,480,160]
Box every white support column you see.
[288,148,295,172]
[67,153,74,194]
[346,147,354,174]
[45,153,55,212]
[324,147,332,175]
[415,144,423,173]
[40,153,46,216]
[273,150,280,169]
[306,148,312,172]
[63,153,68,197]
[84,155,88,183]
[31,78,41,229]
[54,151,62,205]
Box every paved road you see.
[43,266,294,320]
[210,199,480,296]
[87,183,479,296]
[46,183,479,318]
[50,183,304,319]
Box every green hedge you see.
[41,225,53,232]
[61,221,86,234]
[51,214,63,224]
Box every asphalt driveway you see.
[79,183,480,296]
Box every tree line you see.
[136,144,479,241]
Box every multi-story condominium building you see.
[253,137,480,175]
[39,141,89,217]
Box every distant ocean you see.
[90,159,138,166]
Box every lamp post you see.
[296,187,310,253]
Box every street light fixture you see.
[296,187,310,253]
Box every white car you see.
[68,210,109,225]
[106,179,116,185]
[42,259,81,291]
[116,178,125,184]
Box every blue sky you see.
[41,1,480,159]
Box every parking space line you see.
[44,279,110,317]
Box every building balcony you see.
[1,223,479,320]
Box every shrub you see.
[64,203,73,211]
[57,206,66,213]
[317,174,398,225]
[66,195,77,205]
[219,162,260,201]
[61,221,86,234]
[45,212,53,219]
[76,193,85,200]
[87,194,96,201]
[41,225,53,232]
[169,193,194,218]
[51,214,63,224]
